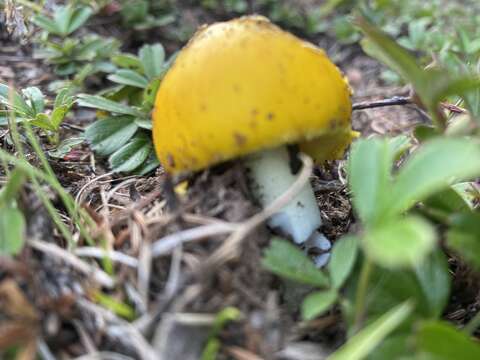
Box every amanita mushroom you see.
[152,16,354,266]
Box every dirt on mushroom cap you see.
[153,15,353,174]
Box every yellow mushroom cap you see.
[153,15,354,174]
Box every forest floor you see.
[1,1,478,359]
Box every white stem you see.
[245,146,326,245]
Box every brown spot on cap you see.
[233,132,247,146]
[166,153,176,168]
[266,112,275,121]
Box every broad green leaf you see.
[139,44,165,79]
[416,321,480,360]
[328,301,413,360]
[348,138,393,226]
[50,105,70,130]
[0,206,26,255]
[447,213,480,271]
[328,235,358,289]
[22,87,45,115]
[262,238,330,287]
[108,69,149,88]
[0,83,32,116]
[135,151,160,175]
[53,5,72,36]
[109,134,152,173]
[112,54,142,70]
[32,14,60,35]
[54,88,74,108]
[31,113,55,131]
[413,250,451,318]
[67,6,93,34]
[85,116,138,156]
[388,138,480,216]
[77,94,144,117]
[302,289,338,320]
[424,182,478,215]
[363,216,436,269]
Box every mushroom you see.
[152,16,355,266]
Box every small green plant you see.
[32,4,119,76]
[79,43,173,174]
[0,84,74,143]
[119,0,175,30]
[263,13,480,359]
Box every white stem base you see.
[245,146,325,245]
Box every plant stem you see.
[352,96,411,111]
[353,257,373,331]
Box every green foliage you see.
[119,0,175,30]
[328,301,413,360]
[32,4,119,77]
[201,307,241,360]
[0,84,74,143]
[416,321,480,360]
[0,169,27,256]
[262,238,330,287]
[356,12,480,128]
[80,43,173,173]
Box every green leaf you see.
[22,87,45,115]
[348,138,393,225]
[0,206,26,256]
[388,138,480,216]
[328,236,358,289]
[414,125,437,142]
[328,301,413,360]
[134,118,152,130]
[302,289,338,320]
[143,77,161,107]
[109,134,152,173]
[54,88,74,108]
[447,213,480,271]
[50,105,70,130]
[134,150,160,175]
[67,6,93,34]
[0,168,27,205]
[85,116,138,156]
[31,113,55,131]
[363,216,436,269]
[139,44,165,79]
[77,94,144,117]
[0,83,32,116]
[112,54,142,70]
[48,137,85,159]
[53,5,72,36]
[32,14,60,35]
[416,321,480,360]
[413,250,451,318]
[262,237,330,287]
[107,69,149,88]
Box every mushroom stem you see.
[245,146,331,266]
